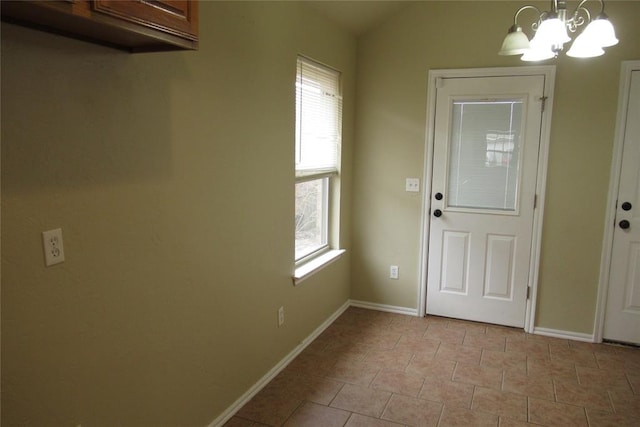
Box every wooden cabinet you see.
[1,0,198,52]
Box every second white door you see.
[603,66,640,345]
[426,73,547,328]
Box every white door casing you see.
[419,67,556,332]
[598,63,640,345]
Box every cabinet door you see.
[93,0,197,40]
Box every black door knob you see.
[435,192,443,201]
[619,220,630,230]
[433,209,442,218]
[622,202,632,211]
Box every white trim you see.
[533,327,595,343]
[293,249,345,285]
[594,61,640,343]
[208,300,351,427]
[349,300,419,316]
[419,66,556,335]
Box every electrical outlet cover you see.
[42,228,65,266]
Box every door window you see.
[447,100,524,212]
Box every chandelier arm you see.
[575,0,606,15]
[573,0,606,24]
[513,5,542,25]
[513,5,542,31]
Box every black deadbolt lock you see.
[622,202,632,211]
[435,192,443,201]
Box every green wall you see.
[351,1,640,334]
[3,0,640,424]
[1,2,355,424]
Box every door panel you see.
[441,231,470,293]
[426,75,545,328]
[604,69,640,344]
[484,234,516,299]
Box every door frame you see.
[417,66,556,333]
[594,60,640,343]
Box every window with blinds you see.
[295,57,342,175]
[295,56,342,262]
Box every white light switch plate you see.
[406,178,420,192]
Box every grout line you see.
[281,399,305,426]
[327,381,347,408]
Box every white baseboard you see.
[349,299,419,316]
[533,327,595,343]
[208,300,351,427]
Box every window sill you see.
[293,249,346,286]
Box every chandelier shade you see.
[498,0,618,61]
[498,26,531,55]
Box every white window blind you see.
[295,57,342,175]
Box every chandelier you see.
[499,0,618,61]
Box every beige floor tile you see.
[357,331,402,351]
[471,387,527,421]
[498,417,538,427]
[285,351,335,377]
[446,319,489,335]
[283,402,350,427]
[235,387,303,426]
[386,320,430,337]
[527,357,578,382]
[363,348,413,370]
[344,413,404,427]
[615,346,640,369]
[371,368,425,397]
[505,340,550,359]
[576,365,633,393]
[423,324,466,344]
[288,375,346,406]
[326,360,379,387]
[481,349,526,373]
[223,417,260,426]
[394,335,440,357]
[586,408,639,427]
[627,373,640,394]
[568,341,618,354]
[419,377,474,409]
[453,363,503,390]
[405,354,456,380]
[554,379,613,412]
[609,390,640,418]
[439,406,499,427]
[381,394,443,426]
[436,343,483,365]
[550,346,598,368]
[528,397,588,426]
[463,333,506,352]
[502,371,554,400]
[329,383,391,417]
[487,325,526,340]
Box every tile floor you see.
[225,307,640,426]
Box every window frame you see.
[295,173,331,264]
[293,56,345,283]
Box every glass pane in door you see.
[448,100,524,211]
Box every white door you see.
[426,74,546,328]
[604,68,640,345]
